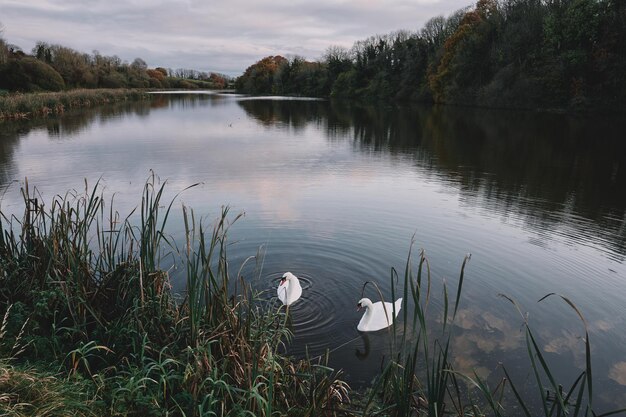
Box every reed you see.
[362,242,626,416]
[0,89,151,120]
[0,176,348,416]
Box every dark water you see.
[1,92,625,409]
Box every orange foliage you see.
[209,73,227,89]
[237,55,288,93]
[147,69,165,81]
[428,0,495,102]
[242,56,287,78]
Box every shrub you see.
[0,58,65,92]
[99,72,128,89]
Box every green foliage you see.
[99,72,129,89]
[0,57,65,92]
[331,69,358,97]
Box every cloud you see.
[609,362,626,386]
[1,0,472,76]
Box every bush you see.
[0,58,65,92]
[99,72,128,89]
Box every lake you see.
[1,92,625,410]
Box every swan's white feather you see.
[357,298,402,332]
[277,272,302,306]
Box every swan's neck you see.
[281,281,294,303]
[362,306,373,325]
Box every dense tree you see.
[429,0,500,103]
[0,27,228,93]
[323,45,353,94]
[235,55,287,94]
[236,0,626,111]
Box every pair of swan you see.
[277,272,402,332]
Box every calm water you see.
[1,92,625,409]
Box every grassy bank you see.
[0,89,152,120]
[0,178,624,416]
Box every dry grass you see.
[0,89,150,120]
[0,362,100,417]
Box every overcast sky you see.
[1,0,472,76]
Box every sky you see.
[1,0,472,77]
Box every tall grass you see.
[0,176,348,416]
[0,89,151,120]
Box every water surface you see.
[1,93,625,409]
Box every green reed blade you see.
[502,365,534,417]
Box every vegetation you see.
[0,178,625,415]
[236,0,626,111]
[0,89,152,120]
[0,22,230,119]
[0,177,347,416]
[0,27,231,93]
[0,58,65,92]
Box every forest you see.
[235,0,626,111]
[0,33,230,93]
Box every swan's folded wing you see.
[291,282,303,304]
[277,284,288,305]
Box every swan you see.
[356,297,402,332]
[277,272,302,306]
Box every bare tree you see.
[0,22,8,66]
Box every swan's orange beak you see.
[279,278,286,286]
[357,303,362,312]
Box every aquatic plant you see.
[361,242,626,416]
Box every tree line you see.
[0,29,231,93]
[235,0,626,111]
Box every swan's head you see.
[357,298,372,311]
[279,272,295,287]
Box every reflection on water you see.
[239,99,626,261]
[1,93,625,411]
[355,333,371,360]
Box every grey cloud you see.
[2,0,472,76]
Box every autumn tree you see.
[428,0,500,103]
[236,55,287,94]
[209,73,227,89]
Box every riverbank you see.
[0,179,624,416]
[0,89,152,120]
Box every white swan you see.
[277,272,302,306]
[357,297,402,332]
